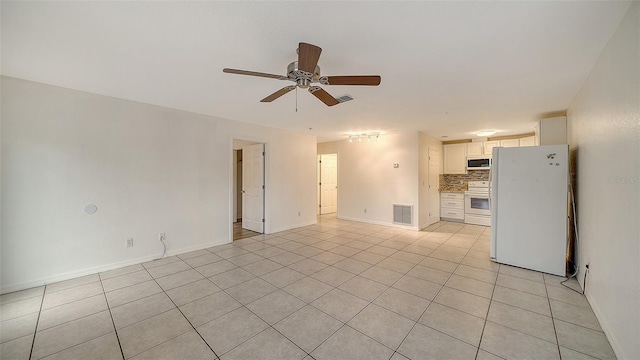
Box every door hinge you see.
[319,182,322,185]
[262,151,265,156]
[262,185,265,189]
[262,219,265,223]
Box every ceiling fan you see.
[223,42,381,106]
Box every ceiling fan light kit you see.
[223,42,381,107]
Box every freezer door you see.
[493,145,568,276]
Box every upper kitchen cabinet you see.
[519,136,535,147]
[466,142,484,156]
[500,138,520,147]
[536,116,567,145]
[444,143,467,174]
[467,140,500,156]
[484,141,500,155]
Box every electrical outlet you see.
[126,238,133,247]
[159,233,166,242]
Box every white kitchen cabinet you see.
[500,139,520,148]
[466,142,484,157]
[468,141,501,156]
[484,141,500,155]
[537,116,567,145]
[440,192,464,221]
[443,144,467,174]
[519,136,535,147]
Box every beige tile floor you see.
[0,215,616,360]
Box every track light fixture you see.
[346,132,381,143]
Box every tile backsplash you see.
[440,170,490,192]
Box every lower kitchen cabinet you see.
[440,192,464,222]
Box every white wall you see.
[567,3,639,359]
[318,132,419,229]
[418,132,443,229]
[0,77,317,293]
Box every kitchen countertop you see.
[440,189,466,193]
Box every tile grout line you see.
[390,223,482,359]
[383,221,456,360]
[545,277,563,360]
[32,285,103,311]
[26,315,119,360]
[17,220,490,360]
[474,262,500,360]
[134,267,219,359]
[306,222,467,359]
[251,219,480,356]
[147,238,365,358]
[27,286,46,360]
[214,223,443,359]
[97,274,126,360]
[32,294,110,333]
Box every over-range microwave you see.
[467,156,491,170]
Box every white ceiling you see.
[1,1,631,142]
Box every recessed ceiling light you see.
[476,130,496,137]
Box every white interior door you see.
[319,154,338,214]
[428,149,440,225]
[233,150,238,223]
[242,143,264,233]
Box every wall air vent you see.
[393,204,413,226]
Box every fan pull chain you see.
[295,86,298,112]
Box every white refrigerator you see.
[490,144,568,276]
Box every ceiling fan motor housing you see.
[287,61,320,88]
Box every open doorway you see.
[232,140,265,240]
[317,153,338,215]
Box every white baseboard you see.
[585,292,626,360]
[0,240,230,295]
[269,220,317,234]
[337,215,420,231]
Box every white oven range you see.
[465,181,491,226]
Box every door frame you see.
[317,153,338,215]
[427,147,441,226]
[229,137,269,242]
[317,152,339,216]
[241,143,265,233]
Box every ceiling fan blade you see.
[260,86,296,102]
[298,43,322,74]
[223,68,287,80]
[320,75,381,86]
[308,86,339,106]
